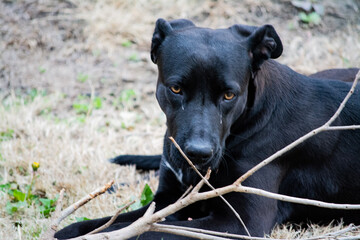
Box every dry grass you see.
[0,92,163,239]
[0,0,359,239]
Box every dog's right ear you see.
[151,18,195,63]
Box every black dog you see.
[56,19,360,239]
[110,68,360,170]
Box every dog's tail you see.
[109,155,161,170]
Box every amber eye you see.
[224,92,235,100]
[170,86,182,94]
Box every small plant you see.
[120,89,136,102]
[73,95,103,116]
[128,53,140,62]
[93,96,102,109]
[1,162,58,218]
[73,102,89,115]
[39,66,46,74]
[75,217,91,222]
[0,129,14,142]
[299,11,321,25]
[77,73,89,83]
[121,40,133,48]
[130,184,154,210]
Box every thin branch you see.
[327,125,360,131]
[236,186,360,210]
[324,70,360,127]
[58,180,114,225]
[152,223,360,240]
[153,223,268,240]
[152,224,232,240]
[86,200,136,235]
[178,185,194,201]
[169,136,251,236]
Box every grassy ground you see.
[0,0,359,239]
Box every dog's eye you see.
[224,92,235,100]
[170,86,182,94]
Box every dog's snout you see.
[184,141,213,162]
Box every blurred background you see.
[0,0,359,239]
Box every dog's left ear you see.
[247,25,283,71]
[151,18,195,63]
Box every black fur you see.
[109,155,160,170]
[56,19,360,239]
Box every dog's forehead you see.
[165,27,244,55]
[159,27,249,80]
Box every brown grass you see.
[0,0,359,239]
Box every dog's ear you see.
[247,25,283,71]
[151,18,195,63]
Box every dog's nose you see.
[184,142,213,162]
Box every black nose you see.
[184,141,213,163]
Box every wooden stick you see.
[86,200,136,235]
[58,180,114,226]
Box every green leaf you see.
[308,12,321,25]
[6,201,27,214]
[39,198,52,208]
[119,89,136,102]
[76,115,86,123]
[299,12,310,23]
[73,103,89,114]
[140,184,154,206]
[0,183,11,192]
[121,40,133,48]
[39,197,57,218]
[128,53,139,62]
[0,129,14,142]
[12,189,26,201]
[299,11,321,25]
[39,66,46,74]
[29,88,39,101]
[76,217,91,222]
[77,73,89,83]
[93,97,102,109]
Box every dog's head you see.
[152,19,282,172]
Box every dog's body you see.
[56,19,360,239]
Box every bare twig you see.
[236,186,360,210]
[68,173,212,240]
[327,125,360,131]
[86,200,136,235]
[152,224,232,240]
[153,223,268,240]
[178,185,194,201]
[58,180,114,228]
[153,221,360,240]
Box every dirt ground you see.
[0,0,360,239]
